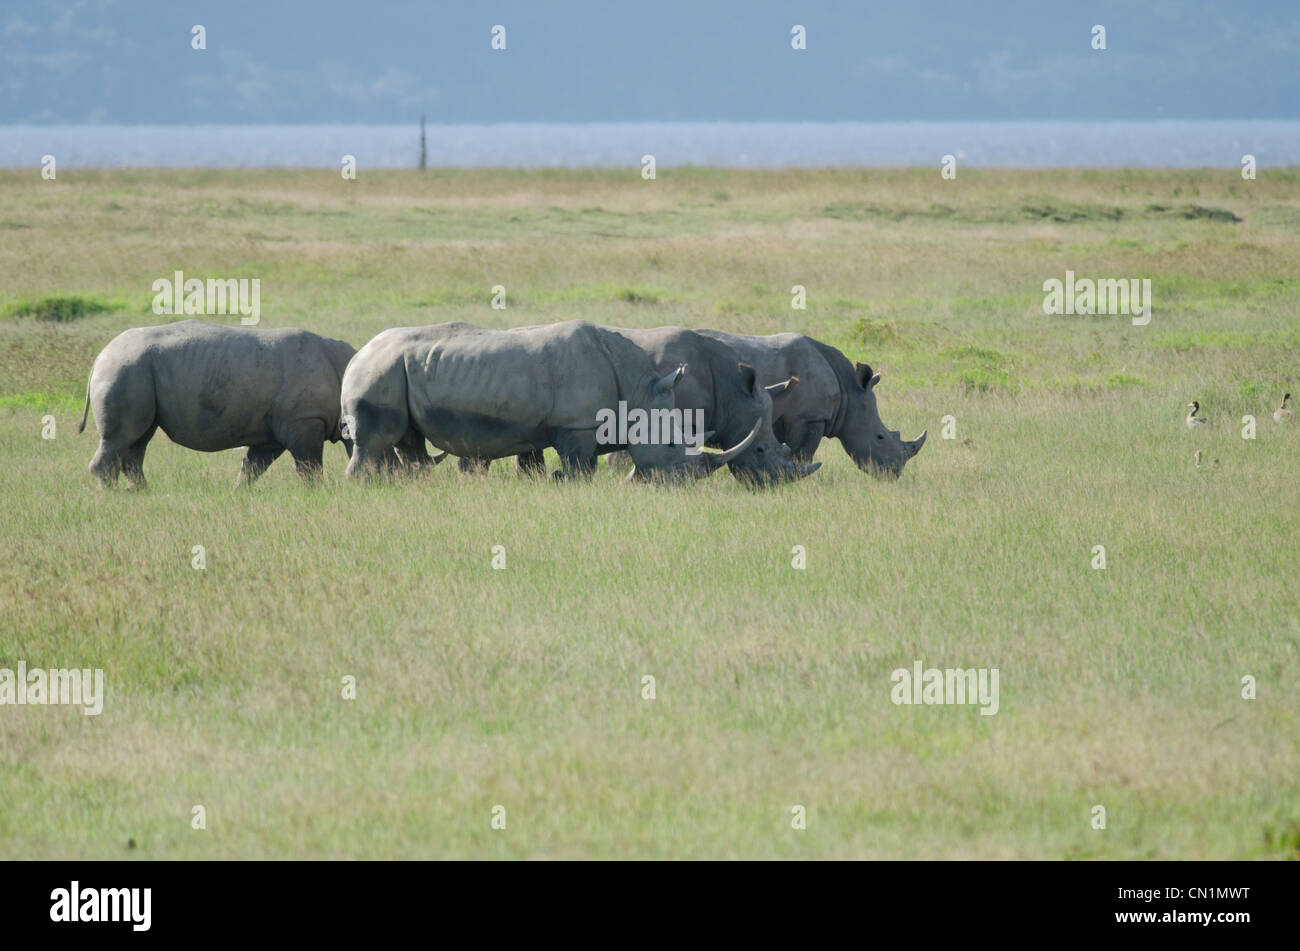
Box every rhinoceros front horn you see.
[700,418,762,474]
[907,430,928,457]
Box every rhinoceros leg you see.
[552,431,598,479]
[603,450,634,472]
[784,420,826,463]
[89,441,122,488]
[457,456,491,474]
[281,418,326,482]
[394,429,437,473]
[236,445,284,487]
[88,370,156,488]
[89,426,155,489]
[117,422,158,490]
[517,450,546,477]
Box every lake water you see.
[2,121,1298,169]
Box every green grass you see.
[1,167,1298,859]
[5,293,120,322]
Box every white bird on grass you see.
[1186,401,1209,429]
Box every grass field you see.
[1,166,1298,859]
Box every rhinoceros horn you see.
[699,418,762,474]
[906,430,927,457]
[625,418,765,482]
[699,425,821,480]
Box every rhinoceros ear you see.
[652,364,686,396]
[738,362,758,394]
[854,363,880,390]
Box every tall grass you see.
[0,168,1296,858]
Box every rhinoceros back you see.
[402,322,625,449]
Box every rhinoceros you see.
[340,320,762,481]
[511,326,820,486]
[78,320,357,487]
[698,331,926,477]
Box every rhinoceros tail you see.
[77,370,92,434]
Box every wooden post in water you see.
[419,115,427,170]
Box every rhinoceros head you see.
[839,363,926,478]
[624,364,771,482]
[719,364,820,487]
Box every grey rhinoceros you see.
[78,319,357,487]
[341,320,764,481]
[698,331,926,477]
[511,326,820,486]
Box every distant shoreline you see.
[4,120,1299,170]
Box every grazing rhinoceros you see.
[698,331,926,477]
[512,326,820,486]
[78,319,357,487]
[341,320,761,481]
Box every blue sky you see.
[2,0,1296,123]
